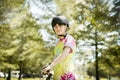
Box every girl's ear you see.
[53,28,56,33]
[66,26,69,31]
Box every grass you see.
[0,78,107,80]
[0,78,40,80]
[0,78,108,80]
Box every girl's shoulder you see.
[66,34,75,42]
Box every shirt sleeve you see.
[64,36,76,53]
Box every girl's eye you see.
[54,26,58,28]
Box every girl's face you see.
[53,24,67,36]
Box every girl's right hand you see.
[41,65,51,75]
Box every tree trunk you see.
[95,30,99,80]
[18,61,22,80]
[6,68,11,80]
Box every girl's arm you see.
[42,46,71,73]
[50,46,71,68]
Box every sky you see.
[28,0,57,42]
[29,0,56,19]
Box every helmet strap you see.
[58,33,67,38]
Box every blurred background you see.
[0,0,120,80]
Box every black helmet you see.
[51,16,69,28]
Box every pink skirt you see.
[60,72,76,80]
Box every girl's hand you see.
[41,65,51,75]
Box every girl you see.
[42,16,76,80]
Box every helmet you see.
[51,16,69,28]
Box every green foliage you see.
[0,0,25,21]
[0,0,54,77]
[99,46,120,77]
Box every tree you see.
[0,1,25,80]
[99,46,120,78]
[0,0,54,80]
